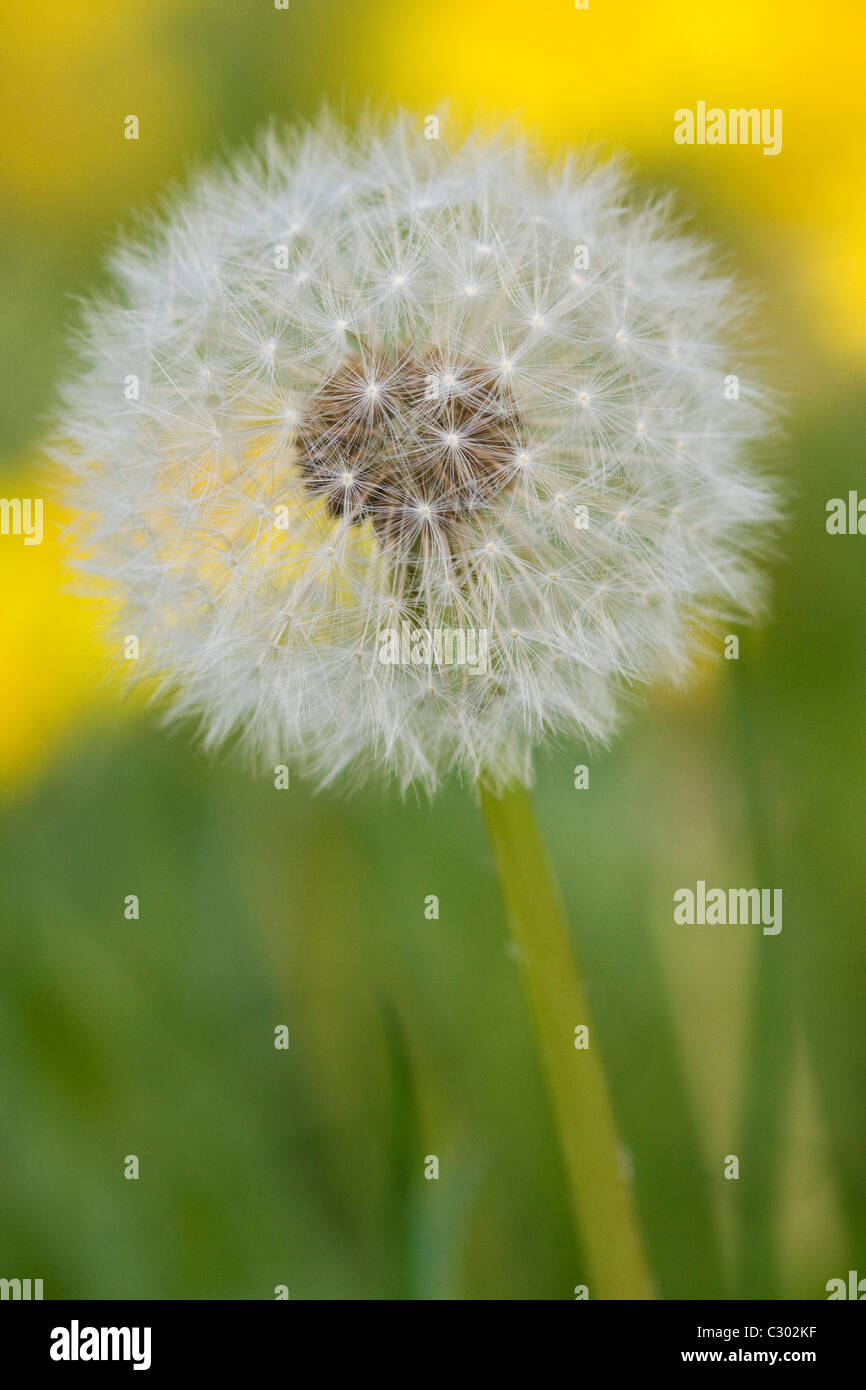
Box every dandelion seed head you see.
[53,115,778,792]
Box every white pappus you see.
[53,114,779,792]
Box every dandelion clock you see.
[53,116,778,1298]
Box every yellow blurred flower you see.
[0,0,204,228]
[372,0,865,360]
[0,466,116,795]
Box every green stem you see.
[730,655,790,1298]
[480,779,654,1300]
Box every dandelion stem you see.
[480,778,654,1299]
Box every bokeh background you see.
[1,0,863,1299]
